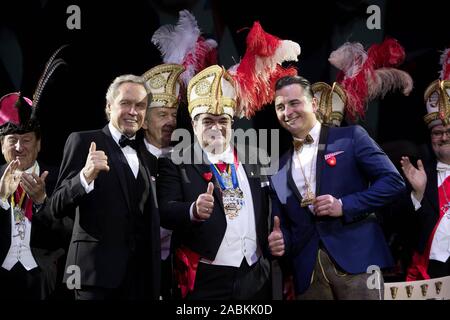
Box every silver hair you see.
[105,74,152,119]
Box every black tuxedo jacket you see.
[49,125,160,299]
[406,159,440,254]
[157,143,270,261]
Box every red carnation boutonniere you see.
[202,172,213,182]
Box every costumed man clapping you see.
[0,93,68,299]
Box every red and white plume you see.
[329,38,413,120]
[229,21,300,118]
[439,48,450,80]
[151,10,218,87]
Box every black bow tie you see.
[293,134,314,151]
[119,135,138,150]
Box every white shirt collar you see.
[436,161,450,172]
[309,121,321,143]
[23,161,39,175]
[144,139,162,158]
[293,121,321,146]
[108,122,136,146]
[205,145,234,164]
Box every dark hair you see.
[275,76,314,101]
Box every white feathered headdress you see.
[151,10,218,88]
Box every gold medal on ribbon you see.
[222,187,244,219]
[211,163,245,219]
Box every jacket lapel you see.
[425,159,439,213]
[137,141,153,212]
[191,143,225,210]
[237,147,262,227]
[286,149,304,204]
[315,125,329,195]
[101,125,132,213]
[139,143,158,210]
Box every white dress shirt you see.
[430,162,450,262]
[144,139,173,261]
[411,161,450,262]
[1,162,39,271]
[291,122,321,206]
[199,146,259,268]
[80,122,139,192]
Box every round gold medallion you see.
[149,74,166,89]
[195,79,211,96]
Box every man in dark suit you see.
[400,52,450,280]
[0,92,71,299]
[268,76,405,299]
[49,74,160,300]
[157,65,271,300]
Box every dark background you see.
[1,0,449,167]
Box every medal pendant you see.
[13,207,25,224]
[300,190,315,208]
[222,172,233,189]
[223,188,243,219]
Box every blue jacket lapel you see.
[315,125,329,195]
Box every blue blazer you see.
[269,125,405,294]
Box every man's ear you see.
[191,120,197,135]
[104,104,111,120]
[311,97,318,113]
[142,119,148,130]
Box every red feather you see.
[331,38,411,121]
[232,21,300,118]
[368,37,405,68]
[440,48,450,80]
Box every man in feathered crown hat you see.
[157,64,271,299]
[141,63,184,300]
[142,64,184,157]
[157,20,300,299]
[268,74,405,299]
[141,9,219,300]
[401,49,450,280]
[0,92,70,299]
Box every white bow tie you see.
[206,148,234,164]
[208,152,234,164]
[436,162,450,172]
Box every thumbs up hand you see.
[194,182,215,220]
[268,216,285,256]
[82,142,110,184]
